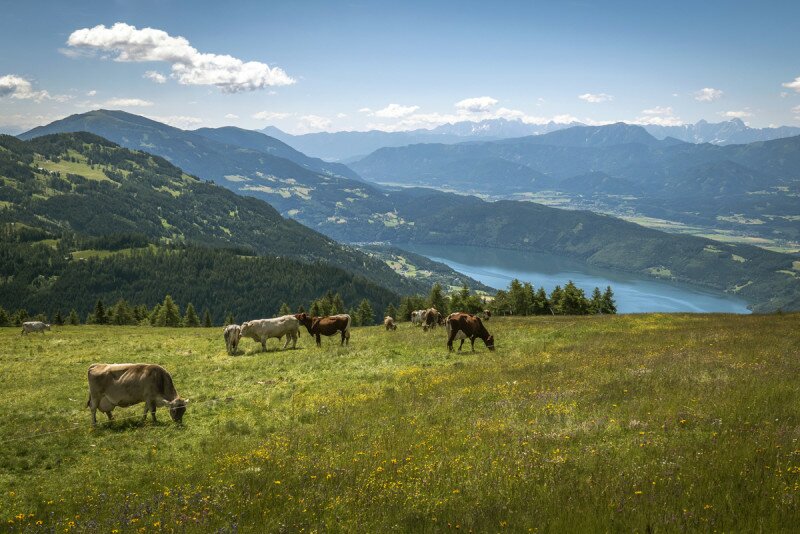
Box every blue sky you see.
[1,0,799,134]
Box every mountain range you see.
[261,118,800,162]
[349,123,800,246]
[17,110,800,312]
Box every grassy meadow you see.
[1,314,799,532]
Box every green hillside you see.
[1,314,798,531]
[0,132,425,297]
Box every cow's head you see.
[45,324,51,330]
[484,334,495,351]
[295,313,311,327]
[169,398,187,423]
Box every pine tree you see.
[331,293,345,315]
[279,303,291,316]
[296,304,306,314]
[0,306,10,327]
[589,287,603,314]
[68,309,80,325]
[156,295,181,327]
[310,300,322,317]
[224,311,235,326]
[357,299,375,326]
[398,297,415,321]
[202,308,213,327]
[428,283,447,314]
[111,298,134,325]
[385,303,398,320]
[601,286,617,314]
[533,287,549,315]
[53,310,64,326]
[183,302,200,327]
[348,307,361,327]
[508,279,526,315]
[149,304,162,326]
[561,281,589,315]
[93,299,107,325]
[549,285,564,315]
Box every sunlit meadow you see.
[1,314,799,532]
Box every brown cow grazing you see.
[87,363,187,426]
[384,316,397,331]
[296,313,351,347]
[446,312,495,352]
[422,307,441,331]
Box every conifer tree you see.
[331,293,345,315]
[279,303,291,316]
[224,311,235,326]
[53,310,64,326]
[385,303,398,320]
[157,295,181,327]
[183,302,200,327]
[428,283,447,314]
[202,308,213,327]
[93,299,107,325]
[357,298,375,326]
[68,309,80,325]
[601,286,617,314]
[0,306,10,327]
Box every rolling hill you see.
[0,132,435,318]
[17,113,800,312]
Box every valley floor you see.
[1,314,799,532]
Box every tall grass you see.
[1,314,798,532]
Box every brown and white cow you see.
[384,316,397,331]
[481,310,492,321]
[21,321,51,335]
[223,324,242,355]
[240,315,300,351]
[87,363,187,426]
[411,310,426,327]
[445,312,495,352]
[296,313,351,347]
[422,308,441,331]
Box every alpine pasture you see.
[1,313,799,532]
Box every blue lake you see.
[399,244,751,314]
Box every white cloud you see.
[146,115,202,128]
[336,113,347,118]
[67,22,295,93]
[781,91,790,98]
[104,97,153,107]
[252,111,291,121]
[455,96,498,113]
[143,70,167,83]
[372,103,419,118]
[694,87,723,102]
[782,77,800,93]
[632,106,683,126]
[86,90,97,96]
[578,93,613,103]
[792,105,800,118]
[225,113,239,119]
[0,74,69,102]
[297,114,332,132]
[641,106,674,116]
[720,110,752,119]
[358,107,371,113]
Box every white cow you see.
[240,315,300,351]
[411,310,427,327]
[21,321,51,335]
[223,324,242,355]
[87,363,187,426]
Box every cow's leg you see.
[458,339,464,352]
[315,334,321,347]
[470,336,476,352]
[142,402,150,422]
[150,402,158,423]
[282,335,290,350]
[89,397,98,426]
[291,332,297,349]
[261,337,267,352]
[447,330,457,351]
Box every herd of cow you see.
[22,310,494,426]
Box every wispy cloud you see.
[104,97,153,107]
[0,74,70,102]
[225,113,239,119]
[297,114,332,132]
[694,87,723,102]
[783,76,800,93]
[633,106,683,126]
[146,115,202,128]
[372,103,420,118]
[720,110,752,119]
[578,93,613,103]
[66,22,295,93]
[144,70,167,84]
[252,111,291,121]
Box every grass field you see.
[1,314,799,532]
